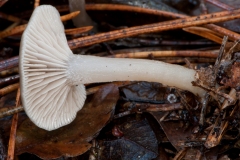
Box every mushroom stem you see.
[67,54,205,97]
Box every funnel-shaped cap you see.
[19,5,86,131]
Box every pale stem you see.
[67,54,206,97]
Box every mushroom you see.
[20,5,205,131]
[69,0,95,28]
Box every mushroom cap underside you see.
[19,5,86,131]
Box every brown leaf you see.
[150,112,197,151]
[15,84,119,159]
[121,82,175,103]
[222,62,240,88]
[99,119,158,160]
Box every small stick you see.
[0,0,8,7]
[157,57,216,64]
[0,67,18,77]
[183,27,223,44]
[205,24,240,42]
[0,56,19,72]
[0,12,27,23]
[34,0,40,8]
[205,0,234,11]
[204,104,238,148]
[0,83,19,97]
[7,88,20,160]
[199,0,208,14]
[3,22,21,32]
[114,111,132,119]
[193,81,235,103]
[221,88,237,110]
[65,26,93,35]
[199,93,210,126]
[0,74,19,87]
[107,50,218,58]
[0,24,26,39]
[84,3,240,42]
[173,148,187,160]
[68,8,240,49]
[60,11,80,21]
[0,106,23,118]
[159,112,170,122]
[127,102,184,112]
[85,4,187,19]
[0,11,80,39]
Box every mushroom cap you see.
[19,5,86,131]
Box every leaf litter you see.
[15,84,119,159]
[2,0,240,159]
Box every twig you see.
[221,88,237,110]
[204,104,238,148]
[0,106,23,118]
[0,12,27,23]
[3,22,21,32]
[65,26,93,35]
[205,0,234,10]
[0,0,8,7]
[173,148,187,160]
[157,57,216,64]
[0,67,18,77]
[84,3,240,43]
[34,0,40,8]
[0,11,80,39]
[199,0,208,14]
[192,81,235,103]
[0,74,19,87]
[199,93,210,126]
[0,56,18,72]
[107,50,218,58]
[68,8,240,49]
[85,4,187,19]
[183,27,223,44]
[135,102,184,112]
[0,83,19,97]
[7,88,20,160]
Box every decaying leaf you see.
[15,84,119,159]
[98,118,158,160]
[120,82,176,103]
[150,112,200,151]
[221,61,240,88]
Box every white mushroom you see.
[20,5,205,131]
[69,0,95,28]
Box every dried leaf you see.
[15,84,119,159]
[99,119,158,160]
[121,82,176,103]
[222,62,240,88]
[150,112,197,151]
